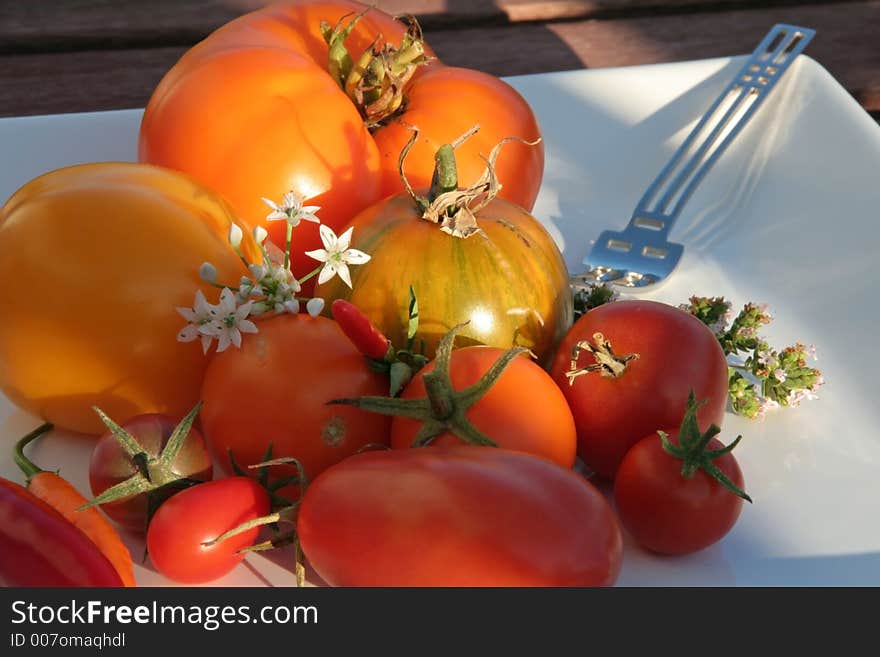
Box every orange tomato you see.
[372,65,544,211]
[0,163,258,435]
[199,313,391,485]
[139,0,543,284]
[391,346,577,468]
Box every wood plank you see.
[1,2,877,117]
[426,1,880,106]
[0,0,866,51]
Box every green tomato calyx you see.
[329,322,528,448]
[659,391,752,503]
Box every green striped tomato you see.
[316,194,573,365]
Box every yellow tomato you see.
[0,163,258,434]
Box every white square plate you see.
[2,54,879,586]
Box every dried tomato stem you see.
[565,332,639,385]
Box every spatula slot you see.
[641,246,668,259]
[775,33,804,64]
[634,216,665,231]
[761,31,787,60]
[606,239,632,252]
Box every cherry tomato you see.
[89,413,213,532]
[0,163,259,434]
[549,300,729,479]
[297,447,622,586]
[200,314,391,485]
[614,430,748,555]
[146,477,270,584]
[389,346,577,468]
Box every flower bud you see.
[253,226,269,245]
[228,223,243,247]
[199,262,218,283]
[306,297,325,317]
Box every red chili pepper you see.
[331,298,392,360]
[0,477,124,587]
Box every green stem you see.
[284,223,293,271]
[232,245,251,271]
[13,422,53,480]
[428,144,458,201]
[297,265,325,287]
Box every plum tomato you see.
[146,477,270,584]
[297,446,623,586]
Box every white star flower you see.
[176,289,219,354]
[211,287,258,352]
[304,225,371,288]
[262,191,321,227]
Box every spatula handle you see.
[629,24,815,239]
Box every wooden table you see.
[1,0,878,119]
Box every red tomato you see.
[390,346,577,468]
[614,430,747,555]
[549,300,729,479]
[297,447,622,586]
[89,413,213,532]
[146,477,270,584]
[200,314,391,486]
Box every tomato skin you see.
[391,346,577,468]
[200,314,391,484]
[89,414,213,532]
[373,65,544,211]
[316,194,572,366]
[139,1,544,285]
[298,447,622,586]
[0,163,259,435]
[549,300,729,479]
[614,432,746,555]
[138,1,419,281]
[146,477,270,584]
[0,478,124,587]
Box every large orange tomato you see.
[0,163,259,435]
[138,0,542,284]
[199,313,391,485]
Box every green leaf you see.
[407,285,419,342]
[158,401,202,466]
